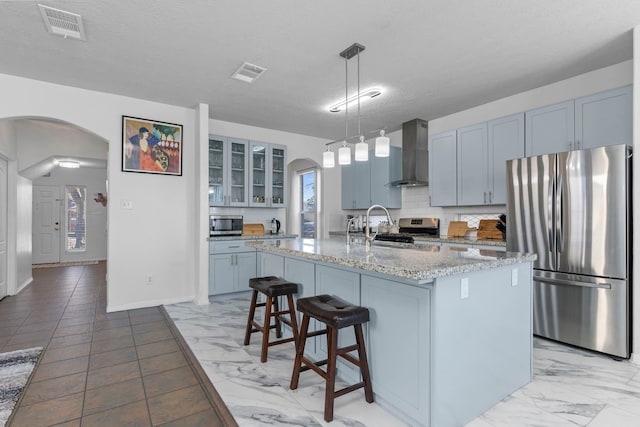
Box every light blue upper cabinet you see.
[249,141,287,207]
[488,113,525,205]
[575,85,632,150]
[428,130,457,206]
[525,100,575,156]
[370,146,402,208]
[341,147,401,209]
[341,161,355,209]
[209,135,249,207]
[456,123,488,206]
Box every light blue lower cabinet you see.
[209,252,257,295]
[361,275,430,425]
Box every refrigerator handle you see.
[557,173,564,253]
[548,178,554,253]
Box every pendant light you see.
[338,142,351,165]
[323,148,335,168]
[375,130,390,157]
[353,48,368,162]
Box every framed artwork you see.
[122,116,183,176]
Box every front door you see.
[33,185,61,264]
[0,158,7,298]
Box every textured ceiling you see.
[1,1,639,141]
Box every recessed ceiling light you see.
[231,62,267,83]
[58,160,80,168]
[38,4,86,41]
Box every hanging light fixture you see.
[323,148,335,168]
[375,130,390,157]
[355,135,368,161]
[324,42,386,168]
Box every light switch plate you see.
[461,278,469,299]
[511,268,518,286]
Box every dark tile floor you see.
[0,262,237,426]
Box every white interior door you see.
[0,158,7,298]
[33,185,61,264]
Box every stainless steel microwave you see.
[210,215,243,236]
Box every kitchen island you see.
[246,238,536,427]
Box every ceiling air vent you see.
[38,4,86,41]
[231,62,267,83]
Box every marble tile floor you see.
[166,293,640,427]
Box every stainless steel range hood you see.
[389,119,429,187]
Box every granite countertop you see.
[328,231,506,247]
[247,237,535,283]
[208,234,298,241]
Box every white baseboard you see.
[107,295,195,313]
[15,276,33,294]
[630,353,640,365]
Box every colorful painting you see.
[122,116,182,176]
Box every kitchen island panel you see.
[361,274,431,425]
[431,263,532,427]
[252,239,534,427]
[315,265,362,383]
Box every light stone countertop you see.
[247,237,535,283]
[208,234,298,241]
[328,231,506,247]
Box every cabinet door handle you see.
[575,139,580,150]
[228,245,240,249]
[483,192,487,203]
[488,191,492,203]
[568,141,573,151]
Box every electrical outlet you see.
[460,278,469,299]
[511,269,518,286]
[145,275,152,286]
[120,200,133,210]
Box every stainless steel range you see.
[374,217,440,244]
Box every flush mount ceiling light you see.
[58,160,80,168]
[38,4,86,41]
[328,88,382,113]
[324,43,387,168]
[231,61,267,83]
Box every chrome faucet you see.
[365,204,393,249]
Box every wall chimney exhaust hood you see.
[389,119,429,187]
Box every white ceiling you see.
[2,1,639,141]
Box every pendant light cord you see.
[344,54,349,146]
[357,48,361,137]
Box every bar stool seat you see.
[291,294,373,422]
[244,276,299,363]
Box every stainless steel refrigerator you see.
[506,144,631,358]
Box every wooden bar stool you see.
[243,276,299,363]
[290,294,373,422]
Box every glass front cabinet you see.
[208,135,248,207]
[249,142,287,207]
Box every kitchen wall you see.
[0,72,198,312]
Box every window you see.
[300,169,316,238]
[65,186,86,251]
